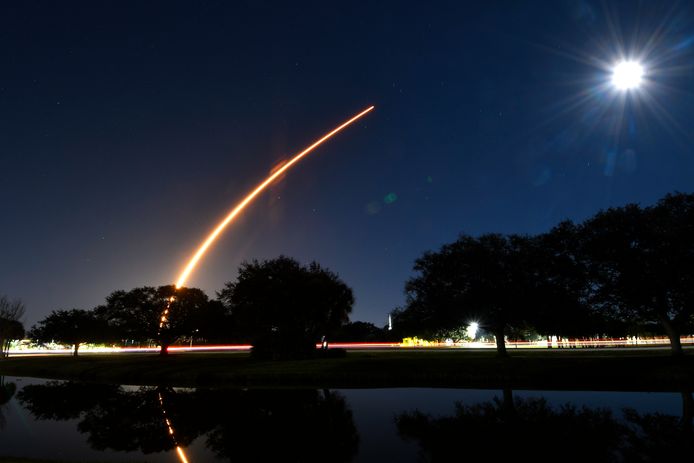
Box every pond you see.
[0,376,692,462]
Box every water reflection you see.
[0,376,17,429]
[17,382,359,462]
[396,388,694,461]
[158,390,191,463]
[18,383,199,453]
[9,381,694,462]
[204,389,358,462]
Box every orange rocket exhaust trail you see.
[174,105,374,289]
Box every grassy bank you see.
[0,459,143,463]
[2,349,694,391]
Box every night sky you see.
[2,1,694,327]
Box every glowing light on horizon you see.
[466,321,479,339]
[174,105,375,289]
[612,60,644,90]
[8,337,694,357]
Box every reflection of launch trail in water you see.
[158,390,190,463]
[159,106,374,330]
[174,105,374,289]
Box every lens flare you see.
[174,105,374,288]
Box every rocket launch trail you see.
[174,105,374,289]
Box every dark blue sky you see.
[2,1,694,326]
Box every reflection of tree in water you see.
[17,382,198,453]
[202,389,358,463]
[397,389,694,462]
[17,382,358,462]
[80,386,202,454]
[0,376,17,429]
[620,392,694,461]
[17,381,119,420]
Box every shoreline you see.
[2,350,694,391]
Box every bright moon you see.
[612,61,644,90]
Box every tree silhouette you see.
[0,320,23,357]
[30,309,106,356]
[582,193,694,356]
[398,234,540,356]
[187,299,232,344]
[98,285,212,355]
[333,321,386,342]
[529,221,601,339]
[0,295,25,358]
[218,256,353,358]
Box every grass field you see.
[1,349,694,391]
[0,459,146,463]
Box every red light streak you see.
[10,336,694,357]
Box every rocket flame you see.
[176,447,190,463]
[174,105,374,288]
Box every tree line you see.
[392,192,694,356]
[24,256,358,358]
[3,191,693,359]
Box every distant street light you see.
[466,322,479,340]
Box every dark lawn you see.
[1,348,693,391]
